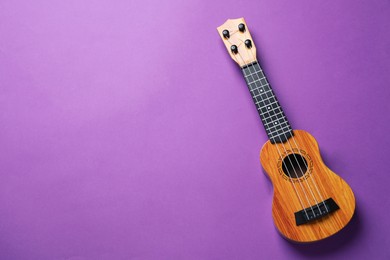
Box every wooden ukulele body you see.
[217,18,355,242]
[260,130,355,243]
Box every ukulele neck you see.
[242,61,293,143]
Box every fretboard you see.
[242,61,293,143]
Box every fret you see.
[250,83,270,91]
[258,102,281,114]
[252,89,272,99]
[257,100,280,111]
[255,96,277,105]
[248,62,262,73]
[269,128,293,139]
[242,61,293,143]
[245,66,264,77]
[248,78,268,88]
[260,110,285,120]
[254,91,276,102]
[264,120,289,130]
[250,84,267,91]
[244,70,261,78]
[265,111,284,121]
[255,95,277,106]
[248,76,266,85]
[263,113,286,126]
[250,83,271,95]
[262,108,285,118]
[267,126,292,136]
[264,117,289,127]
[243,70,256,77]
[254,96,275,106]
[252,63,262,71]
[250,82,268,91]
[247,77,267,88]
[247,75,266,86]
[243,63,262,74]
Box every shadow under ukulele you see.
[288,207,361,256]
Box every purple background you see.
[1,0,389,259]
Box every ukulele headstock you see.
[217,18,257,68]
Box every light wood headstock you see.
[217,18,257,68]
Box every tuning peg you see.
[231,45,238,54]
[238,23,246,32]
[222,30,230,39]
[245,39,252,48]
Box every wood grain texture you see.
[260,130,355,243]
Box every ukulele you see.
[217,18,355,243]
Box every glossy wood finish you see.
[260,130,355,243]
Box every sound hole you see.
[282,153,308,178]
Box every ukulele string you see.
[290,135,329,212]
[247,38,327,212]
[233,33,315,217]
[246,49,327,214]
[229,29,324,218]
[244,43,328,217]
[280,131,323,212]
[243,57,316,218]
[232,46,310,219]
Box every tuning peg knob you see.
[231,45,238,54]
[245,39,252,48]
[222,30,230,39]
[238,23,246,32]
